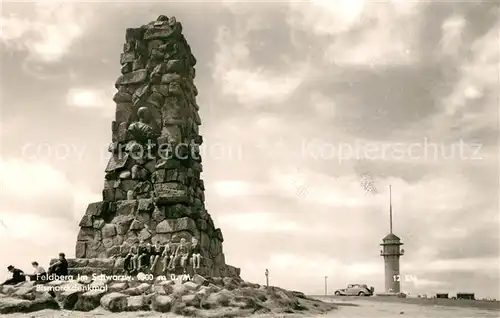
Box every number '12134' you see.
[393,275,417,282]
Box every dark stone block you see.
[151,169,165,183]
[106,246,120,258]
[113,92,133,104]
[213,229,224,242]
[155,158,182,170]
[121,63,132,75]
[115,103,133,124]
[116,200,138,216]
[189,53,197,67]
[123,42,134,52]
[144,26,178,40]
[120,52,135,64]
[165,59,185,74]
[196,219,207,231]
[102,189,115,202]
[160,73,182,84]
[85,201,109,218]
[137,199,154,213]
[105,153,130,173]
[112,215,135,235]
[75,241,87,258]
[77,228,95,242]
[125,27,146,42]
[156,217,197,234]
[154,183,189,204]
[115,69,148,86]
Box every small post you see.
[265,269,269,287]
[324,276,328,296]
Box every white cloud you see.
[211,25,250,77]
[266,253,382,281]
[0,211,74,241]
[0,117,28,142]
[0,159,97,282]
[268,253,302,268]
[327,3,420,66]
[288,0,366,36]
[213,180,255,197]
[0,159,100,221]
[440,16,467,57]
[266,166,480,220]
[267,253,341,273]
[218,212,305,233]
[268,166,374,208]
[66,87,115,117]
[67,89,106,108]
[346,262,383,276]
[0,160,71,196]
[432,227,468,240]
[211,22,311,107]
[407,257,500,274]
[289,0,422,66]
[431,20,499,136]
[310,92,336,121]
[0,2,91,63]
[221,68,303,105]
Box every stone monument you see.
[0,15,335,316]
[73,15,240,278]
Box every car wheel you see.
[358,291,365,296]
[334,291,341,296]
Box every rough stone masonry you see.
[74,15,240,278]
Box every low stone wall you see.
[49,258,240,278]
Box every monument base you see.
[50,258,240,278]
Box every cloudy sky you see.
[0,0,498,298]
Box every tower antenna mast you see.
[389,185,393,234]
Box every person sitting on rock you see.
[1,265,26,285]
[161,240,174,272]
[124,244,139,274]
[137,242,152,271]
[48,253,68,278]
[190,237,202,269]
[149,240,164,272]
[169,238,190,272]
[29,261,47,281]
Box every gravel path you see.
[321,298,499,318]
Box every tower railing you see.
[380,251,404,256]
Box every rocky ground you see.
[3,296,498,318]
[0,275,335,317]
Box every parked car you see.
[334,284,374,296]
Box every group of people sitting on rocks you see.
[0,253,68,286]
[122,237,201,275]
[1,238,204,285]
